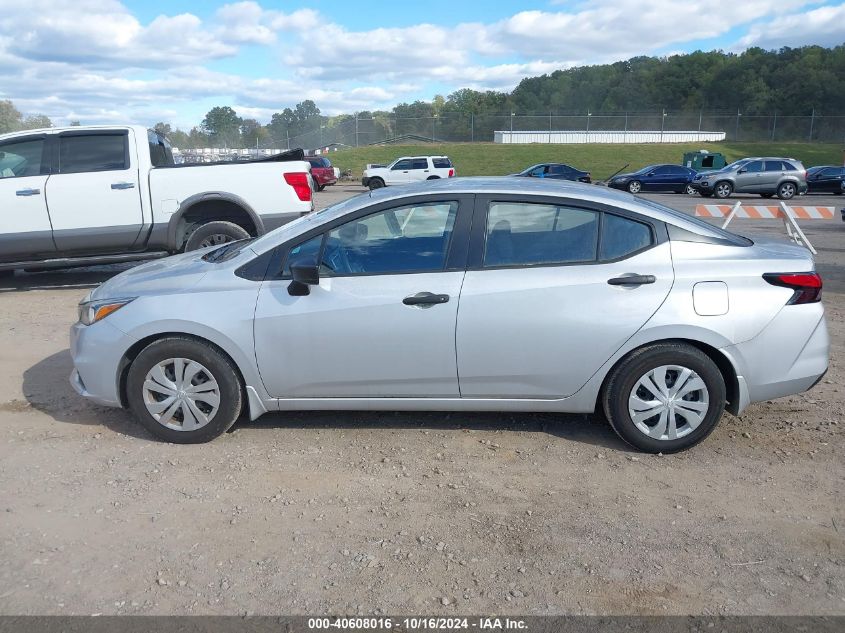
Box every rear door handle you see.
[403,292,450,306]
[111,182,136,190]
[16,188,41,196]
[608,274,656,286]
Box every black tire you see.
[317,183,325,192]
[700,192,713,198]
[627,180,642,194]
[368,177,385,190]
[713,181,733,199]
[126,336,243,444]
[184,221,250,252]
[777,181,797,200]
[602,343,726,453]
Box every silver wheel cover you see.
[142,358,220,431]
[629,181,641,193]
[716,183,731,197]
[628,365,710,441]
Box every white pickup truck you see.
[0,125,313,272]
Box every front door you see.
[253,197,471,398]
[735,160,764,193]
[0,134,55,262]
[45,129,143,254]
[387,159,413,185]
[456,198,674,398]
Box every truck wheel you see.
[316,183,325,192]
[184,221,250,252]
[368,178,385,190]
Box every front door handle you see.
[403,292,450,306]
[111,182,136,190]
[608,274,656,286]
[16,188,41,196]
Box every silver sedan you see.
[70,178,829,452]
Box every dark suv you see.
[691,157,807,199]
[512,163,591,183]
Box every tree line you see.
[3,46,842,146]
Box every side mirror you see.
[646,171,655,176]
[288,257,319,296]
[738,168,747,174]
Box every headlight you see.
[77,298,136,326]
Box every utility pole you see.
[808,108,815,141]
[660,108,666,143]
[698,109,702,133]
[735,109,741,141]
[771,112,777,141]
[470,112,474,143]
[354,113,359,147]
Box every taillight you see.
[448,169,455,177]
[284,172,312,202]
[763,272,822,304]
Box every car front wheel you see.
[368,177,385,190]
[602,343,726,453]
[685,184,697,195]
[126,337,243,443]
[627,180,642,194]
[713,181,733,199]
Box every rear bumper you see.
[722,303,829,407]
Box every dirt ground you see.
[0,187,843,616]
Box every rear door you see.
[763,160,786,191]
[45,129,144,254]
[0,134,55,261]
[456,196,674,398]
[408,157,431,182]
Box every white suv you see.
[362,156,455,189]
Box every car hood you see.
[89,249,214,301]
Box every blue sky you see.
[1,0,843,129]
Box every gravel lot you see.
[0,185,843,616]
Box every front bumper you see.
[69,319,132,408]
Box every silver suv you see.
[692,157,807,199]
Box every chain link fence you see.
[255,110,845,151]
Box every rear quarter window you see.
[599,214,654,260]
[433,158,452,168]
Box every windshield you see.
[633,165,658,174]
[723,159,750,171]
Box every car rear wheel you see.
[184,221,250,252]
[426,175,440,180]
[627,180,642,194]
[713,181,733,199]
[602,343,726,453]
[777,182,796,200]
[368,177,385,190]
[126,337,243,444]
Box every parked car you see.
[512,163,591,183]
[607,164,698,194]
[362,156,455,189]
[691,157,807,199]
[805,165,845,194]
[305,155,337,191]
[70,177,828,453]
[0,125,313,273]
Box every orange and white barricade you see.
[694,202,835,255]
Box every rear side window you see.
[433,157,452,168]
[411,158,429,170]
[0,137,45,178]
[600,214,654,260]
[783,162,797,171]
[764,160,785,172]
[484,202,599,267]
[147,130,173,167]
[59,134,128,173]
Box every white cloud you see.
[0,0,838,129]
[736,4,845,49]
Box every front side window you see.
[599,214,654,260]
[0,137,44,178]
[59,134,127,173]
[283,234,323,276]
[484,202,599,267]
[743,161,763,173]
[391,159,412,170]
[319,201,458,275]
